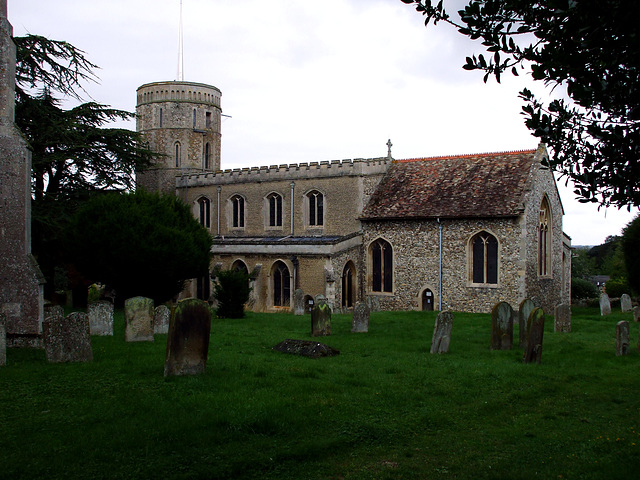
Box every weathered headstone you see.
[164,298,212,376]
[600,293,611,316]
[351,301,369,333]
[366,295,380,312]
[554,303,571,333]
[154,305,171,335]
[430,310,454,354]
[311,294,331,336]
[43,312,93,363]
[633,306,640,323]
[491,301,513,350]
[124,296,154,342]
[0,313,6,366]
[523,308,545,364]
[88,300,114,336]
[294,289,305,316]
[518,299,535,348]
[616,321,630,356]
[620,294,632,313]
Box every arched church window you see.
[539,197,552,276]
[307,190,324,227]
[231,195,245,228]
[204,142,211,170]
[174,142,181,168]
[198,197,211,228]
[470,231,498,284]
[267,193,283,227]
[342,261,356,308]
[272,261,290,307]
[370,238,393,293]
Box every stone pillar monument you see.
[0,0,46,346]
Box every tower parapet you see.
[136,81,222,194]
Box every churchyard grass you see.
[1,306,639,479]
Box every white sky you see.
[9,0,638,246]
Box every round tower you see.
[136,81,222,194]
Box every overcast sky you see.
[9,0,638,246]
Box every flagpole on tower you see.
[177,0,184,81]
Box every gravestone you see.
[523,308,545,364]
[600,293,611,316]
[616,321,630,356]
[164,298,211,376]
[88,300,114,336]
[430,310,454,354]
[311,294,331,336]
[620,294,632,313]
[633,306,640,323]
[294,289,305,316]
[124,297,154,342]
[491,301,513,350]
[272,339,340,358]
[154,305,171,335]
[351,301,369,333]
[518,299,535,348]
[554,303,571,333]
[43,312,93,363]
[0,313,6,366]
[366,295,380,313]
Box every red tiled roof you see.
[361,150,538,220]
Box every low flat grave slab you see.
[272,339,340,358]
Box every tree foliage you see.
[67,190,212,305]
[212,268,251,319]
[400,0,640,208]
[621,214,640,294]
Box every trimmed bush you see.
[604,278,629,298]
[571,277,598,299]
[213,268,251,318]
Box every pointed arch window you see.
[267,193,283,227]
[370,238,393,293]
[231,195,245,228]
[174,142,181,168]
[342,261,356,308]
[204,142,211,169]
[272,261,291,307]
[307,190,324,227]
[470,231,498,285]
[539,197,552,276]
[198,197,211,228]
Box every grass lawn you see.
[1,306,639,479]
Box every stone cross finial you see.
[386,139,393,158]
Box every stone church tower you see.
[136,81,222,195]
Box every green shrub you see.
[604,278,630,298]
[213,268,251,318]
[571,277,598,299]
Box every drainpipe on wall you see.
[290,181,295,236]
[438,217,443,311]
[216,185,221,236]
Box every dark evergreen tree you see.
[622,215,640,294]
[212,268,251,319]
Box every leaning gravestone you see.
[294,289,305,316]
[616,321,630,356]
[633,306,640,323]
[164,298,211,376]
[491,301,513,350]
[43,311,93,363]
[430,310,454,354]
[351,301,370,333]
[0,313,6,366]
[523,308,545,364]
[154,305,171,335]
[620,294,632,313]
[600,293,611,316]
[311,295,331,336]
[519,299,535,348]
[124,297,154,342]
[554,303,571,333]
[88,300,114,336]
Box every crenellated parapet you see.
[137,81,221,108]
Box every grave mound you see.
[272,339,340,358]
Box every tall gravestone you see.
[294,289,305,316]
[351,301,369,333]
[0,312,6,366]
[311,295,331,336]
[518,299,535,348]
[0,0,45,347]
[523,308,545,364]
[554,303,571,333]
[88,300,114,336]
[616,321,630,356]
[600,293,611,316]
[43,311,93,363]
[633,306,640,323]
[491,301,513,350]
[430,310,453,354]
[620,294,632,313]
[124,297,154,342]
[164,298,211,376]
[154,305,171,335]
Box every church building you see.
[136,80,571,314]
